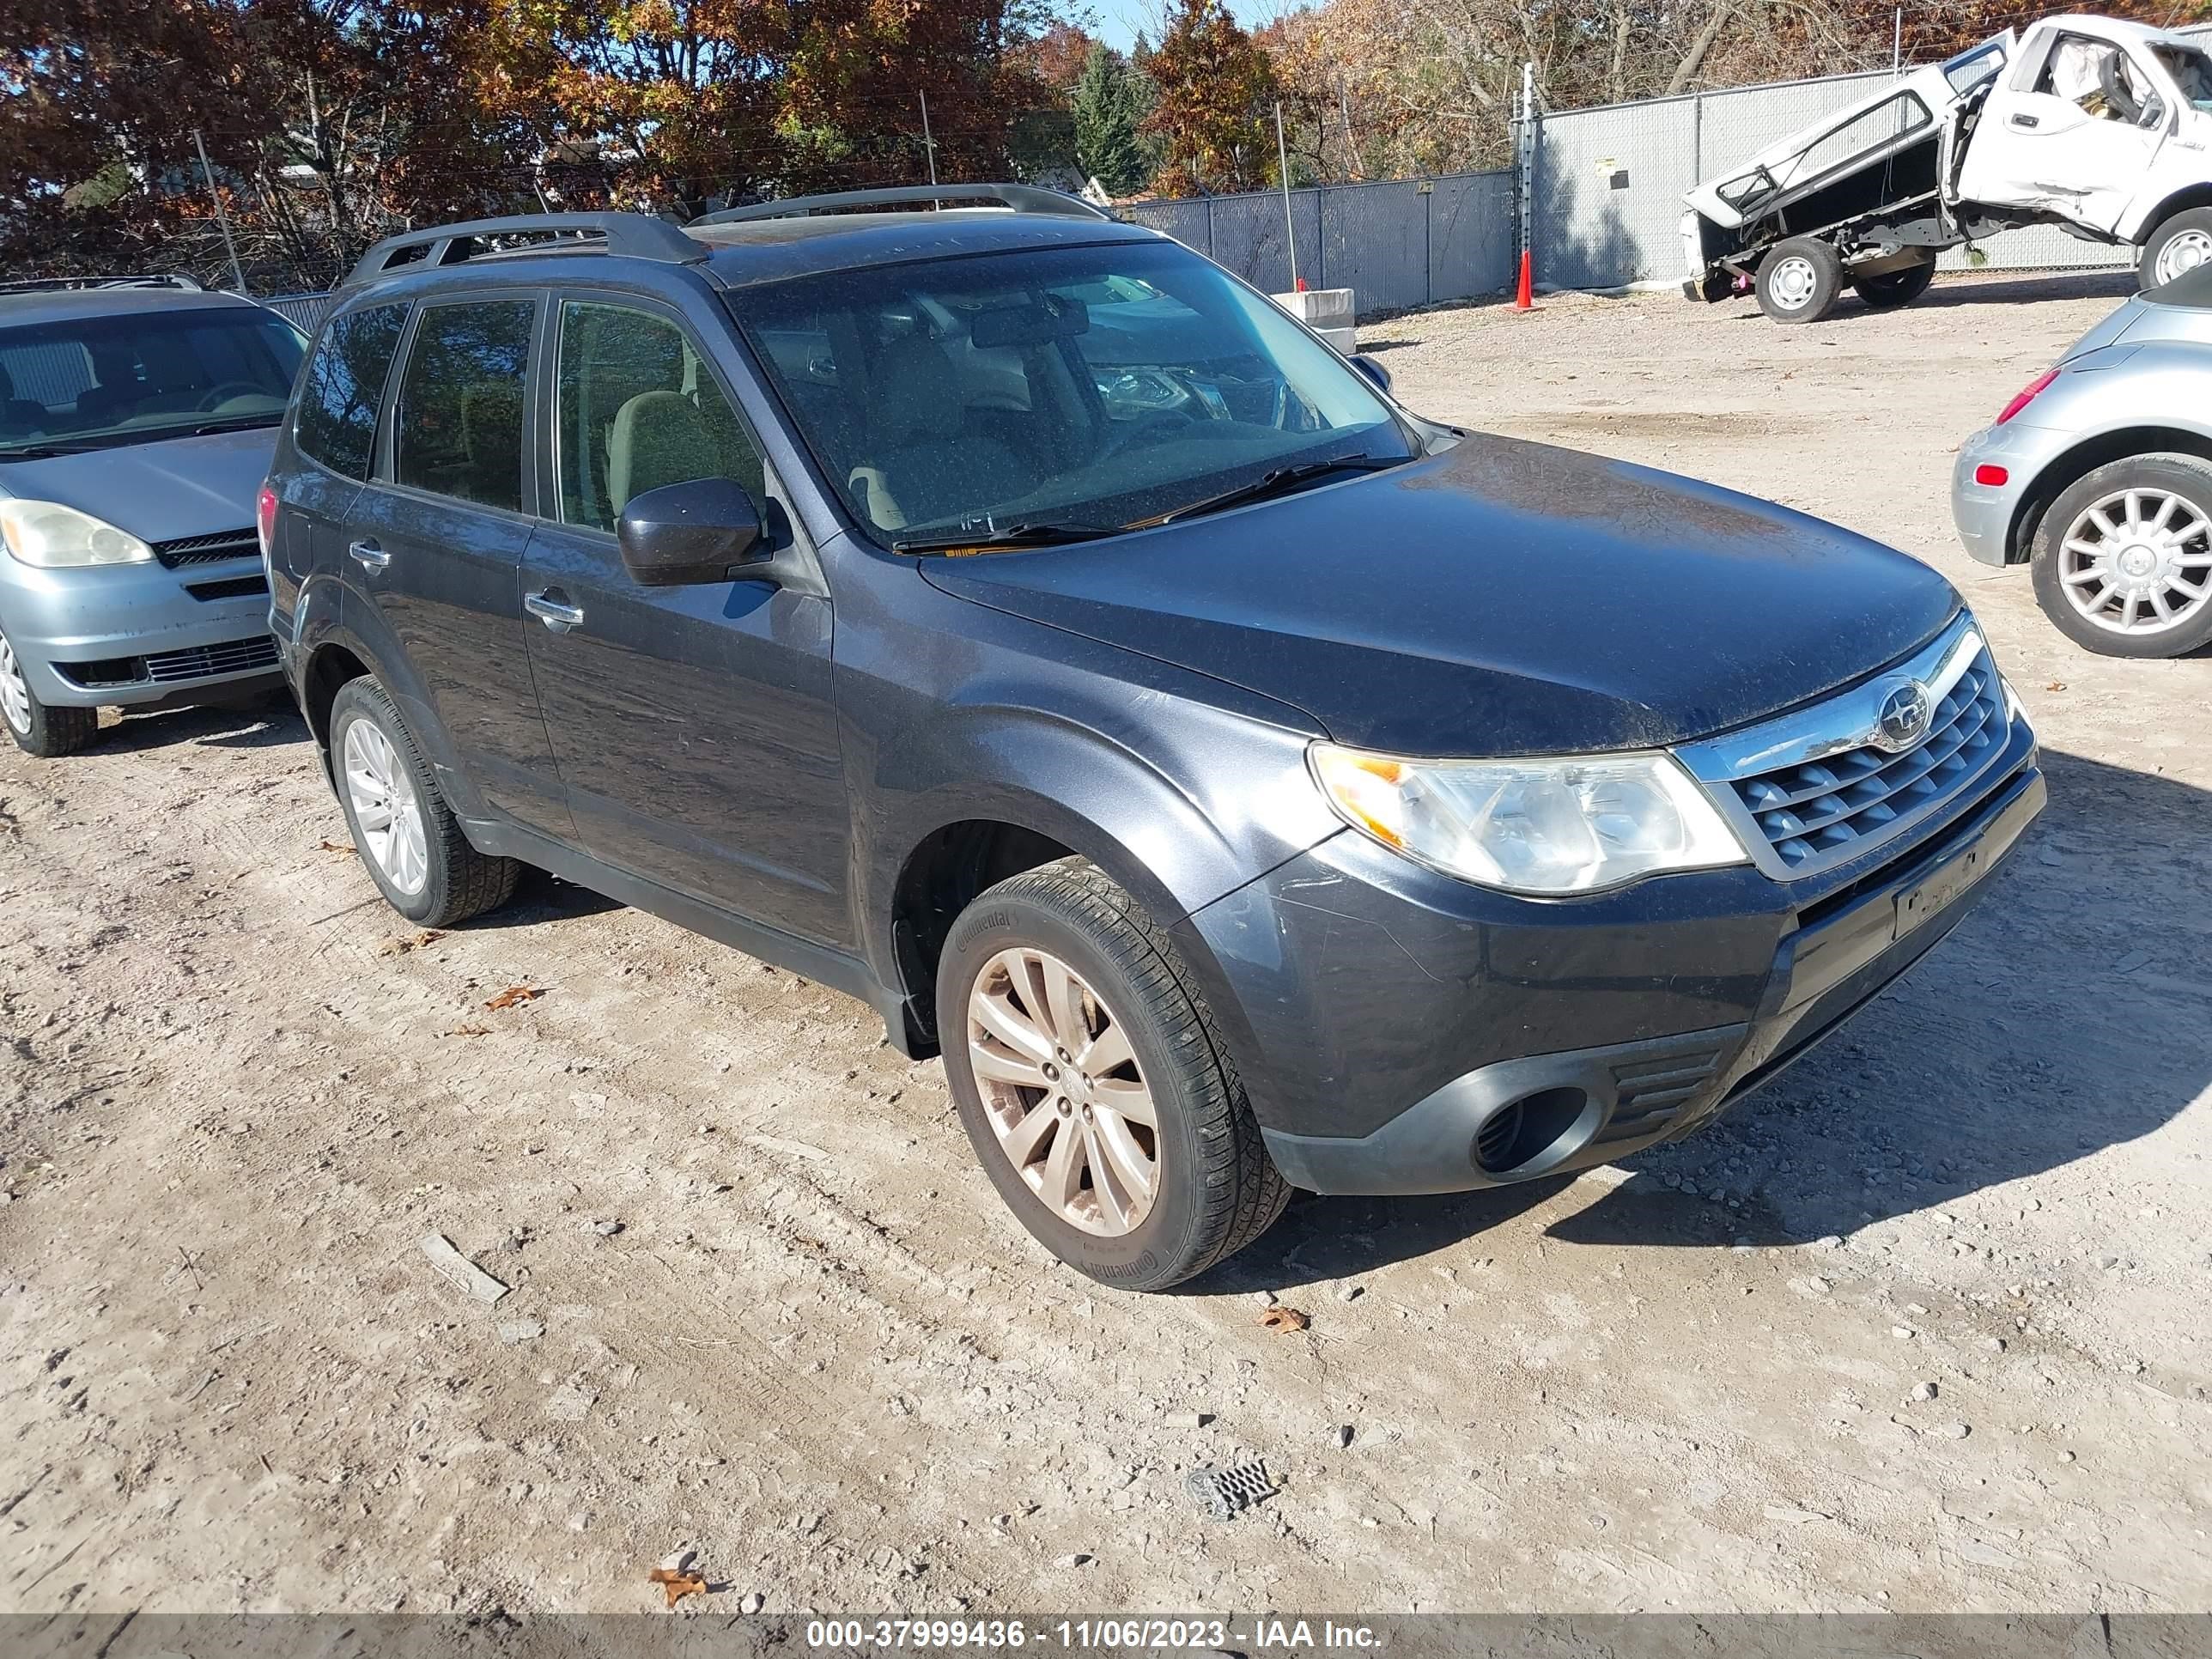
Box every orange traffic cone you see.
[1515,249,1534,310]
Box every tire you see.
[1852,259,1935,310]
[327,678,519,925]
[0,626,99,758]
[1756,237,1844,324]
[938,857,1291,1291]
[2137,207,2212,291]
[2030,453,2212,659]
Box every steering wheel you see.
[195,381,267,412]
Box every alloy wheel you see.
[0,632,30,735]
[1767,255,1818,311]
[2155,228,2212,285]
[342,717,430,896]
[2058,486,2212,635]
[966,946,1160,1237]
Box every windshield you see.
[0,306,306,455]
[2154,46,2212,113]
[727,239,1413,544]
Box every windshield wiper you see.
[1141,453,1402,526]
[893,521,1122,555]
[188,414,283,436]
[0,441,91,459]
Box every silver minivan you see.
[0,278,304,755]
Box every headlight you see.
[0,500,154,568]
[1310,742,1749,896]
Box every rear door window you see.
[392,300,536,513]
[295,302,406,479]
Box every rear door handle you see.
[524,588,585,631]
[2011,113,2039,128]
[349,538,389,571]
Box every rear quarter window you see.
[296,304,407,479]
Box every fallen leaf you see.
[317,839,351,854]
[380,928,448,957]
[442,1024,491,1038]
[647,1566,707,1607]
[1258,1306,1310,1334]
[484,986,544,1011]
[2045,681,2066,691]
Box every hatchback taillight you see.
[256,482,277,562]
[1996,368,2058,425]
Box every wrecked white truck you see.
[1681,15,2212,323]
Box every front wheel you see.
[2138,208,2212,290]
[0,627,98,758]
[328,678,519,925]
[2030,453,2212,658]
[938,858,1290,1291]
[1853,259,1935,310]
[1756,237,1844,324]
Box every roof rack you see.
[691,184,1115,228]
[343,213,707,287]
[0,274,204,295]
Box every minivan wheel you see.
[938,857,1290,1291]
[327,678,519,925]
[0,627,99,758]
[1756,237,1843,324]
[2030,454,2212,659]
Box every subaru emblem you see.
[1872,680,1933,752]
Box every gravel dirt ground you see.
[4,270,2209,1620]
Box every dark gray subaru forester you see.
[264,187,2045,1290]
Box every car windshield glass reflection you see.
[0,308,306,453]
[729,240,1414,545]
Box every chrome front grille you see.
[1675,616,2017,883]
[143,635,279,683]
[154,529,258,568]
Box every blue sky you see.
[1090,0,1313,53]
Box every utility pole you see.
[1893,8,1903,75]
[193,129,248,295]
[1274,100,1299,291]
[918,90,939,187]
[1338,74,1359,181]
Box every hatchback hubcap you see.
[2155,228,2212,285]
[1769,256,1818,310]
[966,947,1159,1237]
[342,718,429,895]
[0,632,30,735]
[2059,487,2212,635]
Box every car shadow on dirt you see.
[1206,746,2212,1289]
[96,693,306,753]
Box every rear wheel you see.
[1852,258,1935,310]
[938,857,1290,1291]
[2030,453,2212,658]
[1757,237,1844,324]
[0,627,99,758]
[328,678,519,925]
[2138,208,2212,290]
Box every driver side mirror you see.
[1351,354,1393,395]
[2140,91,2169,131]
[617,477,764,586]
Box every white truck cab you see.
[1682,15,2212,323]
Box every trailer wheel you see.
[1852,259,1935,310]
[1757,238,1844,324]
[2138,208,2212,290]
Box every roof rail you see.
[343,213,707,287]
[0,274,204,295]
[691,184,1115,228]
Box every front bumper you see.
[1188,720,2043,1197]
[0,551,278,708]
[1951,421,2072,568]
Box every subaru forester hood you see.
[0,425,277,544]
[921,434,1960,756]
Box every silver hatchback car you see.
[0,279,305,755]
[1954,265,2212,658]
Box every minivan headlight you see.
[1309,742,1749,896]
[0,500,155,568]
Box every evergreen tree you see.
[1072,44,1152,197]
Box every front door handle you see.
[2011,113,2039,128]
[349,538,389,571]
[524,589,585,631]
